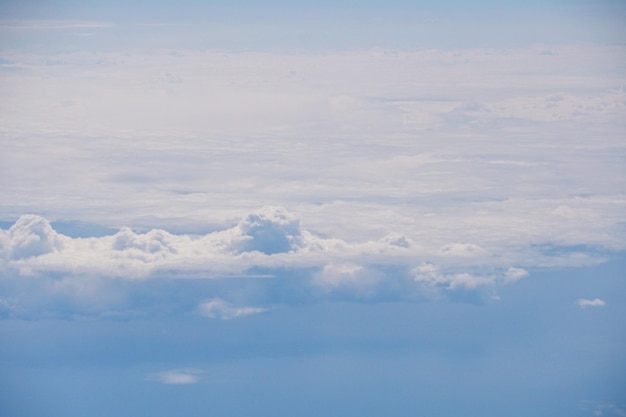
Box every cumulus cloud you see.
[412,263,528,292]
[198,298,266,320]
[577,298,606,308]
[148,369,203,385]
[112,227,178,255]
[502,267,528,283]
[2,215,66,259]
[0,208,307,277]
[0,208,462,279]
[412,263,494,290]
[231,206,303,255]
[0,208,540,318]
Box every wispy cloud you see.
[577,298,606,308]
[198,299,266,320]
[0,19,112,30]
[148,369,203,385]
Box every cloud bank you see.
[0,207,516,278]
[0,207,540,319]
[0,37,624,321]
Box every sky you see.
[0,0,625,416]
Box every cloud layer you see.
[0,207,540,318]
[1,30,624,321]
[1,46,624,269]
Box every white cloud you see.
[198,299,267,320]
[232,206,303,255]
[148,369,203,385]
[0,208,536,282]
[577,298,606,308]
[313,262,385,295]
[0,208,540,317]
[502,267,528,283]
[2,215,66,259]
[439,243,488,257]
[412,263,495,290]
[1,46,624,265]
[0,41,624,317]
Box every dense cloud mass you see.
[0,202,621,321]
[0,38,624,322]
[0,207,540,318]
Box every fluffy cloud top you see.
[0,208,538,318]
[0,208,528,280]
[2,215,66,259]
[233,207,303,255]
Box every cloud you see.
[0,208,527,282]
[148,369,203,385]
[502,267,528,283]
[2,215,66,259]
[0,42,624,319]
[198,298,266,320]
[439,243,488,257]
[412,263,495,290]
[0,208,538,318]
[312,262,385,296]
[577,298,606,308]
[232,206,303,255]
[1,46,624,269]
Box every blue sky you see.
[0,0,625,416]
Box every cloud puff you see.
[231,206,303,255]
[1,215,66,259]
[503,267,529,283]
[577,298,606,308]
[198,298,267,320]
[148,369,203,385]
[112,227,178,255]
[412,263,494,290]
[312,262,386,296]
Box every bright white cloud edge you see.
[0,207,530,285]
